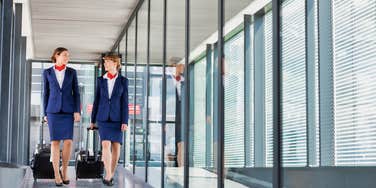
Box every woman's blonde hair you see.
[103,54,121,70]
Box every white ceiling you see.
[30,0,137,61]
[30,0,254,63]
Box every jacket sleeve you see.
[121,77,129,124]
[43,70,50,116]
[91,77,101,124]
[72,69,81,113]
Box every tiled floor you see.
[20,166,153,188]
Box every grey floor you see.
[20,166,154,188]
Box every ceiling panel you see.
[30,0,138,61]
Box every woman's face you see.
[104,59,117,72]
[176,64,185,75]
[55,50,69,65]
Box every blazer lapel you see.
[49,67,60,88]
[61,68,70,89]
[110,77,121,99]
[102,78,110,99]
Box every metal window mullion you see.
[307,0,318,167]
[244,14,252,167]
[133,13,138,175]
[12,3,22,164]
[205,44,212,168]
[144,0,151,182]
[217,0,225,187]
[0,0,14,162]
[318,0,334,166]
[183,0,190,187]
[125,31,128,77]
[26,60,32,165]
[272,0,282,188]
[20,36,27,164]
[123,30,128,167]
[161,0,167,187]
[254,12,265,167]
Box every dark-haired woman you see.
[43,47,81,186]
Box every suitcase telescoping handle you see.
[39,119,47,145]
[86,126,98,161]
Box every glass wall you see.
[110,0,376,187]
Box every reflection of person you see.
[43,47,81,186]
[171,63,185,167]
[90,54,128,186]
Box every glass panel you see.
[147,0,164,186]
[119,35,127,167]
[332,0,376,166]
[264,10,274,168]
[189,0,218,187]
[281,0,307,167]
[127,18,137,173]
[134,0,149,180]
[223,32,248,188]
[164,0,184,187]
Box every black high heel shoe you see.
[59,169,70,185]
[102,178,114,186]
[55,180,63,187]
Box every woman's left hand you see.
[74,112,81,122]
[121,124,128,132]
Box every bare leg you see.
[51,141,62,183]
[111,142,121,175]
[102,141,112,180]
[61,139,72,180]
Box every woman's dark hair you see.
[51,47,68,63]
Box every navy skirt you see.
[47,113,74,141]
[97,121,123,144]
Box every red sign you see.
[129,104,141,115]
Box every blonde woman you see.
[90,54,128,186]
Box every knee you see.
[102,141,111,150]
[112,143,120,153]
[64,140,72,146]
[51,141,60,147]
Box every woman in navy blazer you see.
[90,54,128,186]
[43,47,81,186]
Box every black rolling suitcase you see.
[75,126,104,180]
[30,120,55,181]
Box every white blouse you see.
[54,66,66,89]
[103,72,118,98]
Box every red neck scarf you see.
[55,64,66,71]
[107,72,117,80]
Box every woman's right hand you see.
[90,123,95,130]
[43,116,48,123]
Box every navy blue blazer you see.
[91,75,129,124]
[43,67,81,116]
